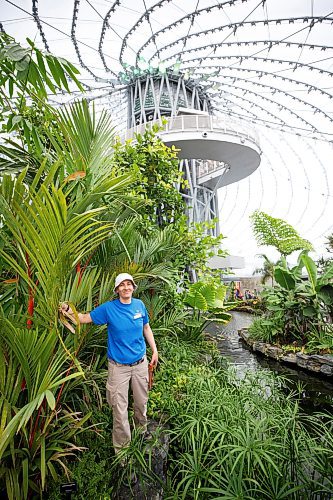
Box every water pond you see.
[208,312,333,411]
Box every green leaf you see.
[212,285,227,308]
[46,55,62,86]
[185,291,207,310]
[35,48,46,78]
[317,285,333,306]
[301,254,317,292]
[40,434,46,489]
[6,44,29,62]
[15,55,30,71]
[45,389,56,410]
[302,306,316,317]
[52,56,70,92]
[209,312,232,323]
[317,262,333,289]
[8,78,14,98]
[12,115,22,125]
[199,284,216,307]
[250,210,313,256]
[22,458,29,499]
[274,266,296,290]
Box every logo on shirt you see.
[133,312,142,319]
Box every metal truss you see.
[3,0,333,250]
[127,72,222,234]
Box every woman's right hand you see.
[60,302,73,315]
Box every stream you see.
[208,312,333,411]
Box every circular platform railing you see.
[124,115,260,148]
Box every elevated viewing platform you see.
[125,115,262,188]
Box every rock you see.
[115,421,169,500]
[320,364,333,376]
[305,361,322,373]
[311,354,333,367]
[240,331,333,378]
[281,353,297,365]
[296,353,332,374]
[296,353,309,369]
[252,341,266,354]
[238,329,254,347]
[266,346,283,360]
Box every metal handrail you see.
[124,115,260,145]
[197,160,230,178]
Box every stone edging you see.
[238,328,333,377]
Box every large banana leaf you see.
[301,254,317,293]
[274,266,296,290]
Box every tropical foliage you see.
[249,212,332,352]
[0,35,230,498]
[1,35,332,500]
[253,253,279,286]
[250,210,313,256]
[157,338,333,499]
[0,33,83,176]
[112,124,185,229]
[249,251,333,351]
[0,115,136,498]
[181,280,236,341]
[48,336,333,499]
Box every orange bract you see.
[65,171,86,182]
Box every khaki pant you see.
[106,356,148,452]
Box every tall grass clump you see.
[149,337,333,499]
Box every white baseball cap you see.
[113,273,137,293]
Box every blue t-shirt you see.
[90,298,149,364]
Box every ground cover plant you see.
[152,337,333,499]
[46,335,333,499]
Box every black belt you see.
[109,357,145,367]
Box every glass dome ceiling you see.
[2,0,333,271]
